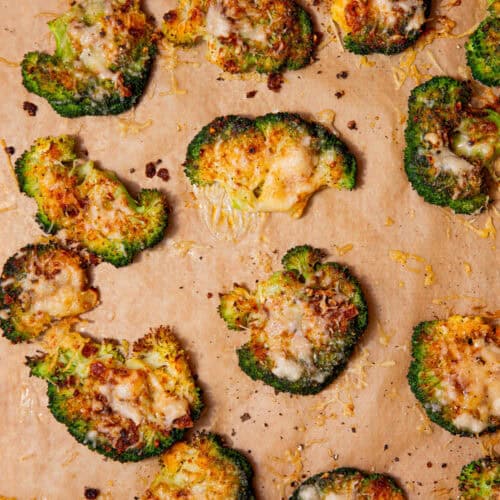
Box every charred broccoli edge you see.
[407,320,499,437]
[289,467,405,498]
[21,40,157,118]
[14,138,169,267]
[236,246,368,395]
[403,76,489,214]
[465,16,500,87]
[458,456,500,498]
[184,113,357,190]
[343,0,431,55]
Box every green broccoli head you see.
[144,432,254,499]
[408,315,499,436]
[290,467,406,499]
[27,321,203,462]
[16,135,169,267]
[404,76,499,214]
[219,246,368,395]
[0,243,99,343]
[332,0,430,55]
[21,0,157,117]
[162,0,314,74]
[465,2,500,87]
[458,457,500,499]
[184,113,357,218]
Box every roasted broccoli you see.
[27,321,203,462]
[466,1,500,87]
[290,467,406,499]
[16,136,169,267]
[458,457,500,499]
[404,76,499,214]
[408,315,499,436]
[219,245,368,395]
[0,243,98,343]
[184,113,357,218]
[331,0,430,55]
[21,0,157,117]
[162,0,314,74]
[144,432,254,499]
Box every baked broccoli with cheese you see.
[404,77,499,214]
[465,1,500,87]
[21,0,157,117]
[144,432,254,499]
[331,0,430,55]
[408,315,499,436]
[290,467,406,499]
[185,113,357,218]
[27,321,203,462]
[219,245,368,395]
[16,136,169,267]
[162,0,314,74]
[0,243,98,343]
[458,457,500,499]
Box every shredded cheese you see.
[385,216,395,226]
[463,262,472,276]
[0,56,19,67]
[459,216,496,239]
[117,112,153,136]
[389,250,435,286]
[335,243,353,256]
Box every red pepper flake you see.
[267,73,284,92]
[163,11,177,22]
[335,90,345,98]
[145,162,156,178]
[4,145,15,155]
[84,487,100,499]
[157,168,170,182]
[23,101,38,116]
[347,120,357,130]
[82,343,99,358]
[246,90,258,98]
[207,292,213,299]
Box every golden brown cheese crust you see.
[0,244,98,343]
[144,433,253,499]
[409,315,500,435]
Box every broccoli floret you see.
[219,246,368,395]
[162,0,314,74]
[404,76,499,214]
[465,1,500,87]
[27,321,203,462]
[0,243,98,343]
[290,467,405,499]
[408,315,499,436]
[458,457,500,499]
[16,136,169,267]
[332,0,430,55]
[144,432,254,499]
[21,0,157,117]
[184,113,357,218]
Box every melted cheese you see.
[431,317,500,433]
[271,356,303,381]
[206,4,231,38]
[430,148,475,176]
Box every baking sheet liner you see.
[0,0,498,498]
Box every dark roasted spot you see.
[246,90,258,98]
[23,101,38,116]
[157,168,170,182]
[145,162,156,178]
[84,487,100,499]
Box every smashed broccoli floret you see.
[144,432,254,499]
[21,0,157,117]
[219,245,368,395]
[184,113,357,218]
[16,136,169,267]
[290,467,406,499]
[465,1,500,87]
[408,315,499,436]
[404,76,499,214]
[162,0,314,74]
[458,457,500,499]
[0,243,98,343]
[27,321,203,462]
[331,0,430,55]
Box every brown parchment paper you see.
[0,1,498,498]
